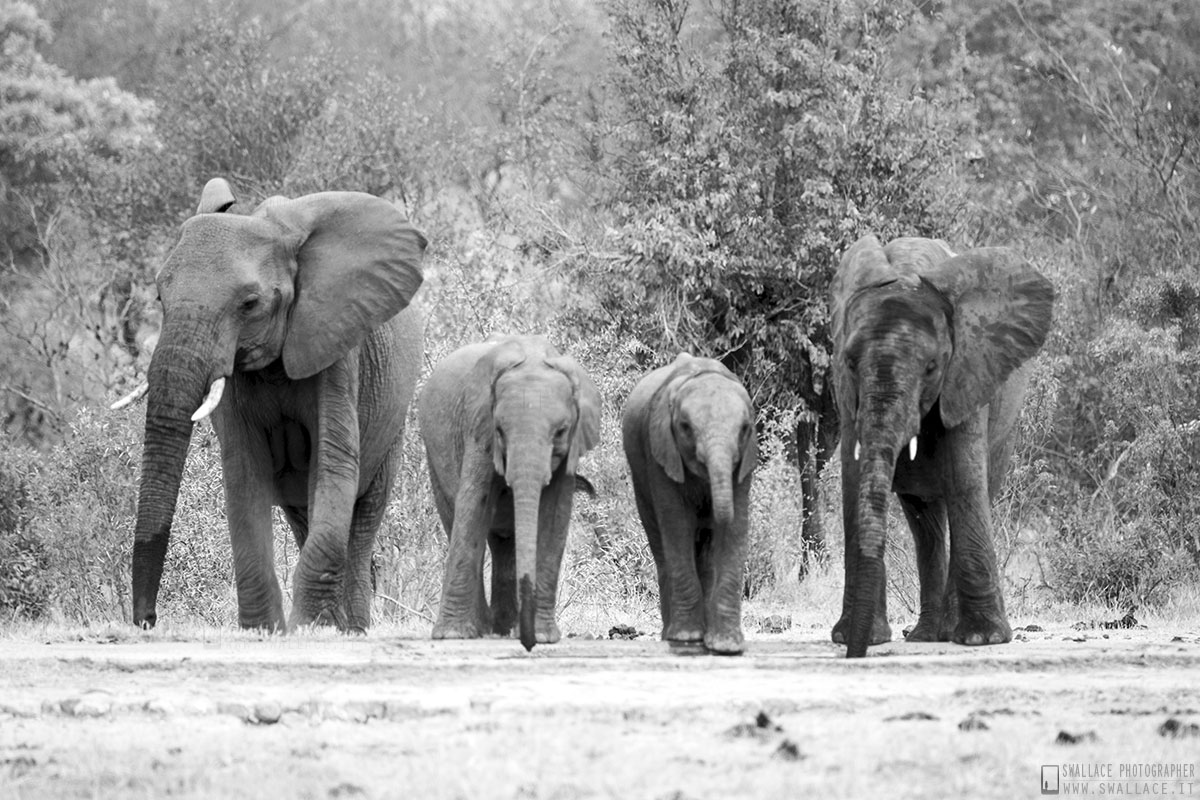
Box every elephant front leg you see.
[290,362,362,630]
[702,481,751,655]
[432,455,496,640]
[530,473,576,645]
[218,422,285,632]
[342,447,398,633]
[944,416,1011,646]
[898,494,955,642]
[655,493,705,644]
[630,470,670,632]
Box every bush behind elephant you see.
[117,177,427,632]
[622,353,757,654]
[420,334,601,651]
[830,235,1053,657]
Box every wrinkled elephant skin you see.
[420,334,601,651]
[125,177,426,633]
[829,235,1053,658]
[622,353,757,655]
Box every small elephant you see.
[420,334,601,650]
[118,178,426,632]
[622,353,757,654]
[830,235,1053,658]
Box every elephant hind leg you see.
[488,531,516,635]
[343,448,398,632]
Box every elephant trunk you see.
[508,440,551,652]
[845,381,912,657]
[131,335,214,628]
[706,445,736,530]
[846,450,892,657]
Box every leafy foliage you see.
[574,0,971,418]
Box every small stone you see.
[608,624,641,640]
[1158,718,1200,739]
[958,716,989,731]
[885,711,938,722]
[1056,730,1099,745]
[253,701,282,725]
[772,739,804,761]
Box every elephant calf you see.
[622,353,757,654]
[420,334,601,651]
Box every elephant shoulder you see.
[623,362,675,423]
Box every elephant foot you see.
[903,611,954,643]
[952,608,1012,646]
[238,612,286,633]
[491,603,517,637]
[663,618,705,644]
[704,627,744,655]
[535,618,561,645]
[288,605,342,632]
[831,614,892,646]
[432,617,484,639]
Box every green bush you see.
[0,443,49,619]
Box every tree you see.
[574,0,973,566]
[0,0,154,259]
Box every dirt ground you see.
[1,623,1198,799]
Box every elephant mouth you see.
[236,346,277,372]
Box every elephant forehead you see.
[159,215,287,286]
[494,366,573,410]
[677,375,750,419]
[847,286,951,344]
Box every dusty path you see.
[2,626,1199,799]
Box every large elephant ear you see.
[196,178,236,214]
[466,337,527,476]
[736,384,758,485]
[262,192,427,380]
[831,235,894,346]
[922,248,1054,428]
[648,354,698,483]
[545,354,602,475]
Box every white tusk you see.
[109,382,149,410]
[909,436,918,461]
[853,441,861,461]
[191,377,226,422]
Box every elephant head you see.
[130,178,425,628]
[649,353,756,524]
[831,235,1053,657]
[468,335,601,650]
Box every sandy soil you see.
[1,624,1199,799]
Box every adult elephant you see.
[421,334,600,651]
[115,178,426,632]
[830,235,1053,658]
[622,353,757,654]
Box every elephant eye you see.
[678,420,693,437]
[241,296,261,313]
[553,425,568,441]
[925,359,938,375]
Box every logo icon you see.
[1041,765,1060,795]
